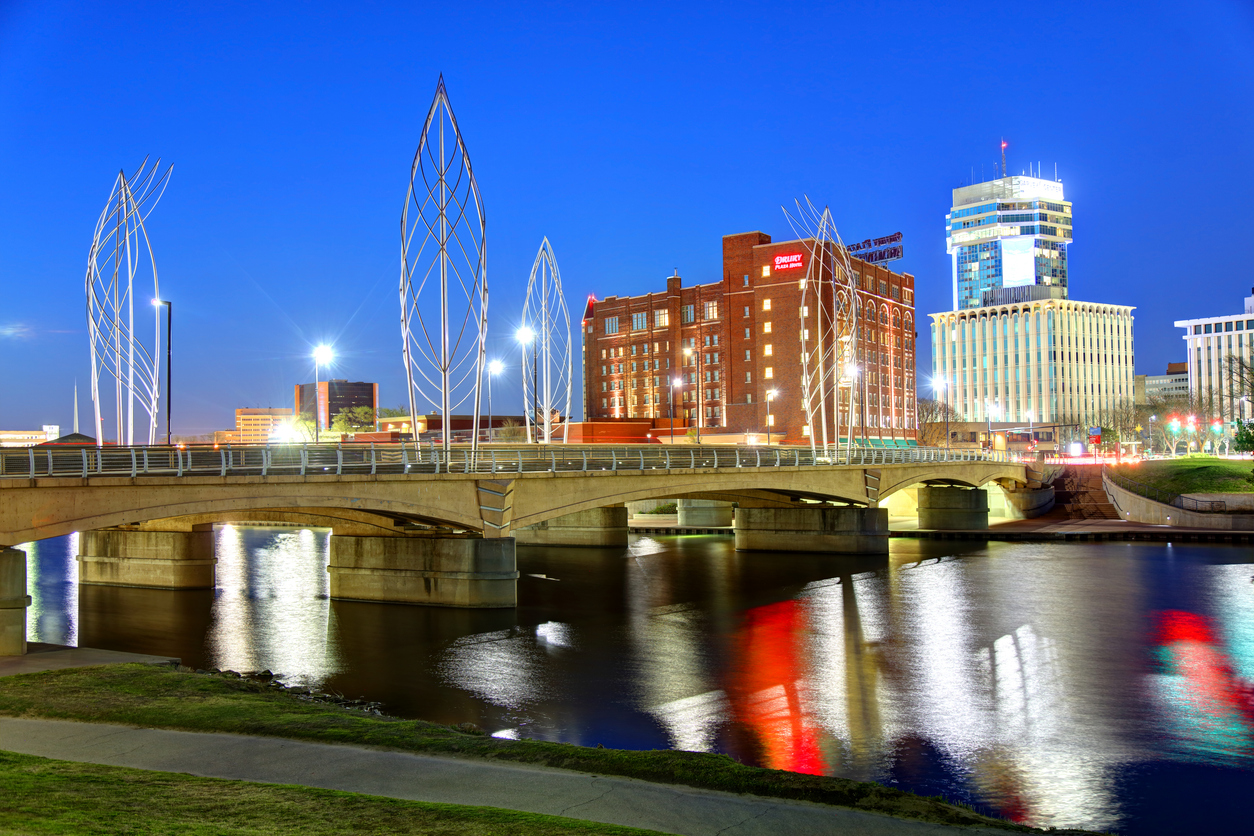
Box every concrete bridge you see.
[0,444,1031,646]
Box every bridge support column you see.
[734,507,888,554]
[514,507,629,547]
[677,499,734,527]
[917,487,989,530]
[78,528,216,589]
[1,547,31,656]
[328,536,517,608]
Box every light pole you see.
[670,376,681,443]
[765,389,775,445]
[516,327,537,443]
[932,377,947,452]
[986,401,1000,452]
[683,345,702,443]
[487,359,503,443]
[153,299,172,445]
[313,344,333,444]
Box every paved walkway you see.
[0,643,177,677]
[0,717,1014,836]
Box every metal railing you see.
[0,442,1020,480]
[1102,465,1228,513]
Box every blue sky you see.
[2,1,1252,434]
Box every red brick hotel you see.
[581,231,919,445]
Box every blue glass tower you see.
[945,175,1073,309]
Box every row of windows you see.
[605,302,721,334]
[1193,320,1254,334]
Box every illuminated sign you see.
[773,253,804,271]
[847,231,904,265]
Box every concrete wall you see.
[734,506,888,554]
[78,528,217,589]
[918,487,988,530]
[1103,474,1254,529]
[999,485,1056,520]
[515,507,629,547]
[0,547,30,655]
[329,536,518,608]
[677,499,734,527]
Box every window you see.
[744,327,750,338]
[1194,325,1202,334]
[743,275,749,286]
[631,345,637,356]
[744,349,751,361]
[747,393,753,403]
[605,317,619,334]
[767,414,775,427]
[761,265,770,277]
[801,306,808,318]
[1205,324,1212,333]
[601,382,606,392]
[704,301,719,320]
[879,280,888,295]
[745,372,752,383]
[763,299,772,311]
[764,321,772,334]
[654,309,669,328]
[632,312,647,331]
[764,344,773,356]
[681,305,695,323]
[744,306,750,318]
[600,349,606,359]
[601,365,606,375]
[631,362,637,372]
[765,367,774,379]
[1226,321,1234,332]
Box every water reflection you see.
[17,529,1254,834]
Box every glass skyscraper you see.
[945,175,1073,310]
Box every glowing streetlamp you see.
[766,389,778,445]
[487,359,504,443]
[152,298,172,445]
[312,344,333,443]
[516,327,537,443]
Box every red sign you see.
[773,253,804,271]
[1088,434,1101,447]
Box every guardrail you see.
[1102,465,1228,513]
[0,442,1021,480]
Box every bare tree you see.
[916,398,963,448]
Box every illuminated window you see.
[802,424,810,437]
[600,349,606,359]
[765,367,774,379]
[764,322,772,334]
[798,278,805,290]
[654,309,669,327]
[761,265,770,277]
[763,299,772,311]
[704,301,719,320]
[767,414,775,426]
[764,345,773,356]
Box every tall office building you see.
[294,380,379,430]
[946,175,1073,310]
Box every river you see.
[17,527,1254,834]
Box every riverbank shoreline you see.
[0,664,1088,834]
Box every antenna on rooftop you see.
[1000,139,1007,177]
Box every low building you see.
[1144,362,1188,401]
[212,408,295,445]
[1175,293,1254,421]
[0,426,60,447]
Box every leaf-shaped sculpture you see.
[85,157,172,446]
[520,237,573,443]
[783,197,861,458]
[400,76,488,459]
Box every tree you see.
[377,405,409,419]
[1235,420,1254,454]
[331,406,377,434]
[916,397,962,448]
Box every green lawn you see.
[0,665,1033,832]
[1115,457,1254,495]
[0,749,663,835]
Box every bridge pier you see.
[78,528,217,589]
[514,507,629,548]
[677,499,734,527]
[734,507,888,554]
[1,547,31,656]
[917,486,989,530]
[328,535,517,608]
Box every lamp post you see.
[487,359,503,443]
[313,345,333,444]
[516,327,537,443]
[932,377,947,452]
[669,376,681,443]
[153,299,172,445]
[766,389,778,445]
[986,401,1000,452]
[683,345,701,444]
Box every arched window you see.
[880,310,888,325]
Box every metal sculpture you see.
[783,197,860,458]
[85,158,172,446]
[401,76,488,459]
[521,238,573,443]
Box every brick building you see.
[582,231,918,445]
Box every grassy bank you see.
[0,749,662,835]
[1115,457,1254,495]
[0,664,1037,832]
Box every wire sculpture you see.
[784,197,860,458]
[400,76,488,459]
[520,237,573,443]
[85,158,172,446]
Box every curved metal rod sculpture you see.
[784,197,860,458]
[401,76,488,460]
[521,237,573,443]
[85,157,173,447]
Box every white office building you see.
[1174,290,1254,421]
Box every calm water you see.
[17,528,1254,834]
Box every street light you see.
[683,345,701,444]
[152,299,172,445]
[986,401,1001,452]
[766,389,778,445]
[669,376,681,443]
[313,344,333,444]
[516,327,537,443]
[487,359,504,443]
[932,377,948,452]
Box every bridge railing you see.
[0,442,1020,479]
